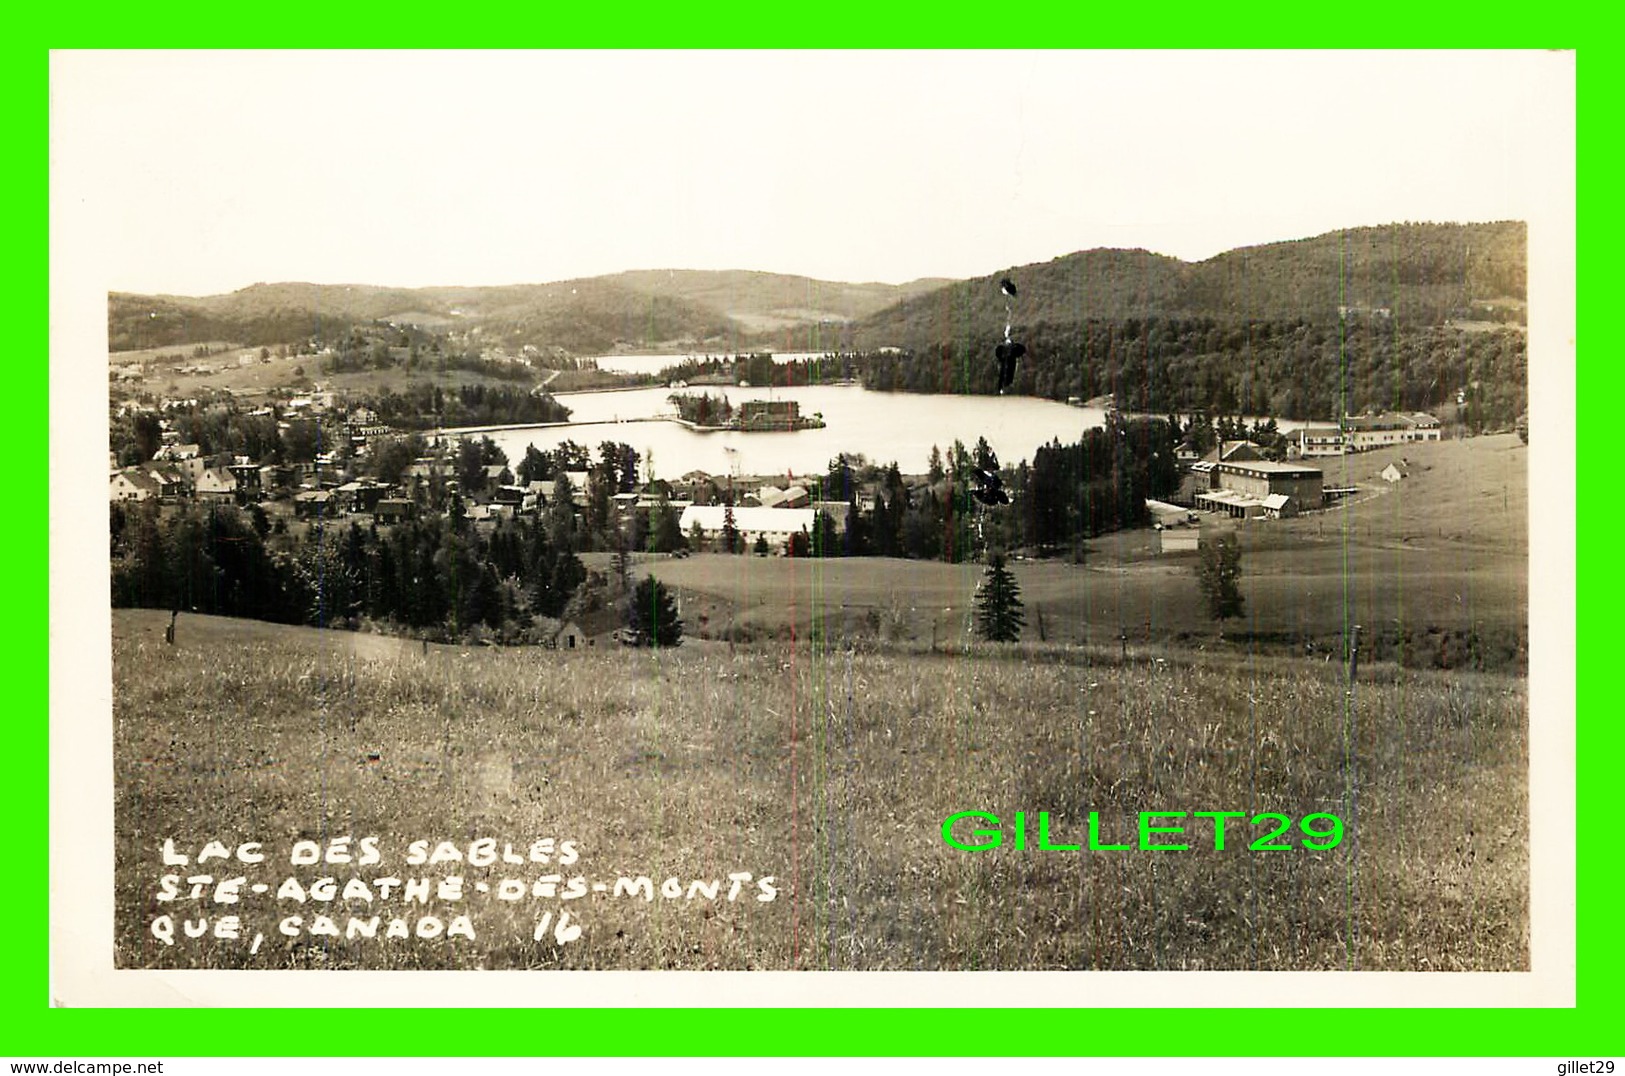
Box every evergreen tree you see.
[973,436,999,474]
[541,551,585,618]
[1187,412,1217,455]
[753,532,770,556]
[626,508,650,559]
[842,497,870,557]
[824,453,859,503]
[651,494,685,552]
[812,511,839,557]
[1196,531,1245,621]
[546,472,578,552]
[516,444,552,484]
[627,575,683,647]
[584,465,614,548]
[722,505,742,554]
[975,554,1025,642]
[132,412,162,462]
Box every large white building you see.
[678,505,817,547]
[1295,424,1345,457]
[1293,413,1442,456]
[1342,412,1442,451]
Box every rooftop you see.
[679,505,817,534]
[1217,460,1323,476]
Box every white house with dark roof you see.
[153,442,201,462]
[1342,412,1442,451]
[1295,424,1345,457]
[195,468,238,502]
[110,470,159,502]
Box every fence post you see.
[1347,624,1362,687]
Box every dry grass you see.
[114,610,1526,971]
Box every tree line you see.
[107,436,663,643]
[713,417,1180,564]
[111,493,591,644]
[856,318,1526,430]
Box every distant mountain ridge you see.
[109,270,953,355]
[108,221,1524,354]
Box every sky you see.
[52,50,1573,296]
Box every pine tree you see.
[722,504,742,554]
[813,510,839,557]
[651,494,685,553]
[975,554,1025,642]
[1195,531,1245,621]
[627,575,683,648]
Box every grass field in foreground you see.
[113,610,1526,971]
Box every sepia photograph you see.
[50,49,1574,1003]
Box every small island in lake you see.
[668,391,825,431]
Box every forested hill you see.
[851,221,1527,352]
[847,221,1527,428]
[108,271,951,355]
[600,269,953,327]
[1185,220,1525,322]
[109,279,737,355]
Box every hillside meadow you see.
[109,345,557,401]
[114,609,1526,971]
[648,436,1528,672]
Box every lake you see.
[458,384,1112,478]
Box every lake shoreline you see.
[441,381,1116,475]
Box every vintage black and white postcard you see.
[49,49,1575,1007]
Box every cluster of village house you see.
[109,398,1440,552]
[105,395,860,552]
[110,397,385,512]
